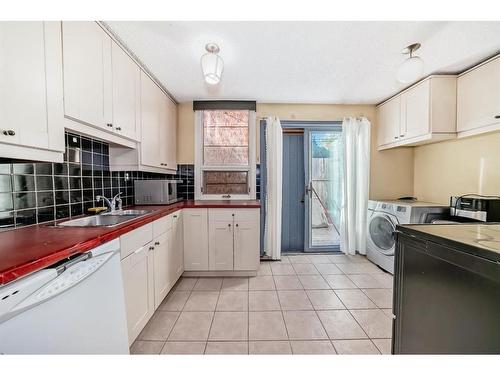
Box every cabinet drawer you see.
[234,209,260,222]
[120,223,153,259]
[153,214,173,238]
[208,209,234,221]
[208,208,260,222]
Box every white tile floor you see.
[130,253,393,355]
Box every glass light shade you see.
[201,52,224,85]
[397,56,424,84]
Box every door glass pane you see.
[203,110,249,166]
[309,130,343,248]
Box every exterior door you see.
[304,128,343,252]
[281,133,305,252]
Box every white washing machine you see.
[366,200,448,274]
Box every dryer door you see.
[368,213,397,256]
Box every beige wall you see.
[414,131,500,204]
[176,101,415,200]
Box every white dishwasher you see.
[0,239,129,354]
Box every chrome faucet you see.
[96,192,123,213]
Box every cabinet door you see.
[0,22,50,149]
[140,72,161,168]
[183,209,209,271]
[234,210,260,271]
[153,231,171,309]
[170,211,184,282]
[402,80,430,140]
[111,42,140,140]
[377,96,401,146]
[457,58,500,133]
[62,22,112,130]
[121,242,154,344]
[158,94,170,168]
[209,220,234,270]
[166,99,177,170]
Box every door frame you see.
[260,120,342,256]
[281,121,342,253]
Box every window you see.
[195,109,256,200]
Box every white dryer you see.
[366,200,448,274]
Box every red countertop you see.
[0,200,260,286]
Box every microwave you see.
[134,180,182,205]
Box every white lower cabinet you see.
[183,209,209,271]
[152,231,170,310]
[120,213,183,344]
[170,211,184,280]
[120,207,258,343]
[120,241,154,345]
[207,209,260,271]
[209,218,234,270]
[234,212,260,271]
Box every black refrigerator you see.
[393,223,500,354]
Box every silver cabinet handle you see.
[2,130,15,136]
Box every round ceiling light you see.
[201,43,224,85]
[397,43,424,84]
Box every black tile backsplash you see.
[0,131,195,231]
[0,131,261,231]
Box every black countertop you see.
[397,223,500,263]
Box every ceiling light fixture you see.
[397,43,424,84]
[201,43,223,85]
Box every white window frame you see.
[194,110,256,200]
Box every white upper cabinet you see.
[140,71,162,168]
[166,98,177,170]
[401,79,430,140]
[376,76,457,150]
[111,42,140,140]
[0,22,64,162]
[62,21,141,144]
[457,56,500,137]
[376,96,401,146]
[110,71,177,173]
[62,21,112,130]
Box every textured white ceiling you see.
[105,21,500,104]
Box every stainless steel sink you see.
[58,214,143,227]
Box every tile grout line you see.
[273,272,291,346]
[159,276,198,354]
[203,280,222,354]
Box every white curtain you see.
[264,116,283,260]
[340,117,371,255]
